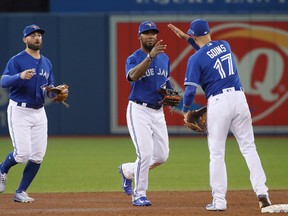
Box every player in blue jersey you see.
[119,21,173,206]
[0,24,54,203]
[169,20,271,211]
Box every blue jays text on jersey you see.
[1,51,54,107]
[140,67,168,80]
[126,49,172,105]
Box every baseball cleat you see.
[0,170,7,193]
[119,165,132,195]
[206,203,226,211]
[258,194,271,208]
[132,196,152,206]
[13,191,34,203]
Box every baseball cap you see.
[23,24,45,38]
[138,21,159,35]
[187,19,210,36]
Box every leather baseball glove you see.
[184,106,207,133]
[46,84,70,108]
[158,88,181,107]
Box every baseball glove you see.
[46,84,70,108]
[158,88,181,107]
[184,106,207,133]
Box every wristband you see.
[147,53,153,61]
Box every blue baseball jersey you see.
[126,49,172,105]
[1,51,54,106]
[184,40,242,99]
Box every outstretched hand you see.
[149,39,167,59]
[168,23,189,41]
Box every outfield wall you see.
[0,13,287,135]
[0,14,110,135]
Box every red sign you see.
[113,19,288,132]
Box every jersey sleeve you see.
[182,85,197,112]
[125,55,137,82]
[184,55,200,88]
[1,57,22,88]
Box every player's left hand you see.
[46,84,70,108]
[158,88,181,107]
[184,106,207,133]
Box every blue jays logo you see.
[145,22,155,28]
[31,25,40,30]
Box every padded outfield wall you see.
[110,14,288,135]
[0,14,109,136]
[0,13,287,135]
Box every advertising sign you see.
[110,15,288,134]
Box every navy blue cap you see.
[187,19,210,36]
[138,21,159,35]
[23,24,45,38]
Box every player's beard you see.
[143,43,154,52]
[27,42,42,51]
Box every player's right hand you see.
[149,40,167,58]
[21,68,35,80]
[168,23,189,41]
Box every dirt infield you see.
[0,190,287,216]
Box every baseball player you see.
[119,21,173,206]
[0,24,54,202]
[169,19,271,211]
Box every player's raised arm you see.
[168,23,189,40]
[128,39,167,81]
[168,23,200,50]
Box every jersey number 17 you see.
[213,53,234,79]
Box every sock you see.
[16,160,41,193]
[1,152,17,174]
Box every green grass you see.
[0,136,287,193]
